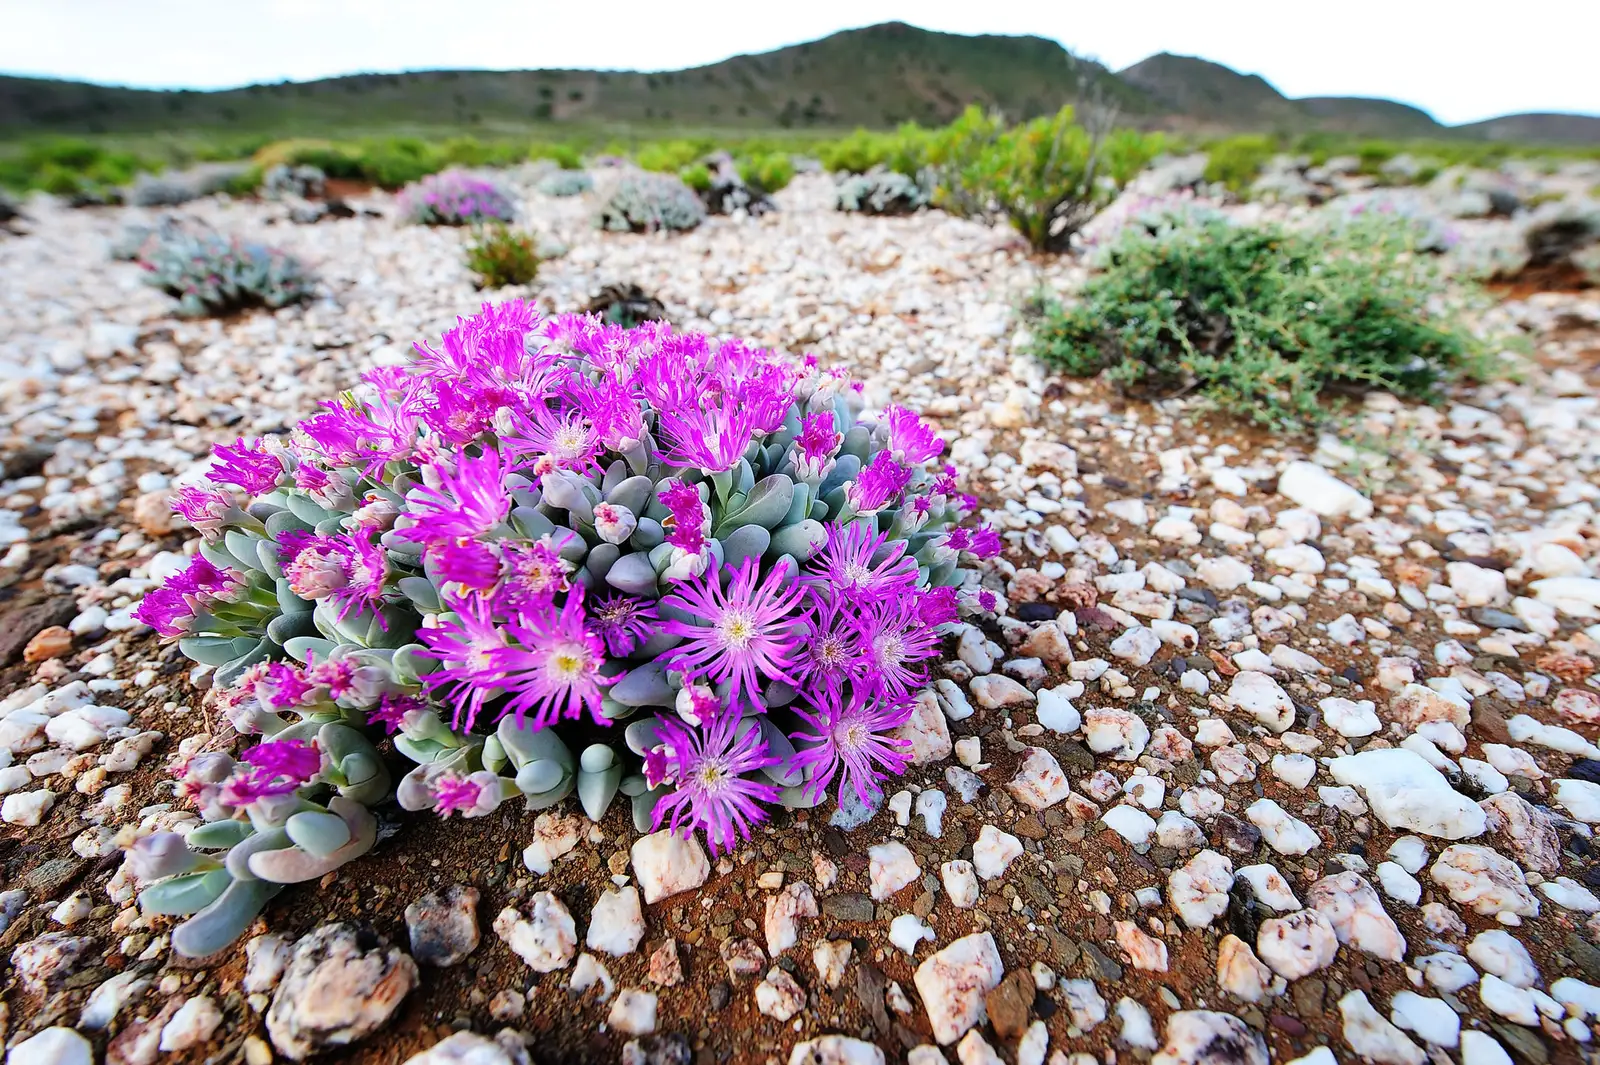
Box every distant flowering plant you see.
[129,301,1002,956]
[397,169,516,226]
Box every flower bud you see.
[593,502,637,545]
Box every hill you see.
[0,23,1595,145]
[0,23,1144,138]
[1458,112,1600,143]
[1117,54,1298,128]
[1117,52,1458,140]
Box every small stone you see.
[984,969,1036,1039]
[788,1036,886,1065]
[972,824,1023,879]
[1152,1011,1268,1065]
[868,842,921,901]
[402,1030,531,1065]
[1114,919,1168,971]
[764,881,818,956]
[915,931,1005,1045]
[1307,871,1406,961]
[1005,746,1072,809]
[159,995,223,1052]
[9,1028,93,1065]
[23,625,72,663]
[813,939,853,989]
[266,923,419,1061]
[405,884,481,967]
[492,893,578,973]
[608,988,658,1036]
[631,830,710,903]
[1339,990,1424,1065]
[647,938,682,986]
[755,967,807,1021]
[1256,909,1338,979]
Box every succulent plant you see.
[835,168,930,216]
[582,284,667,328]
[538,170,594,198]
[129,175,201,208]
[263,164,327,201]
[129,301,1001,955]
[397,169,516,226]
[693,154,775,218]
[135,231,317,317]
[595,171,705,233]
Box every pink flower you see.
[490,594,614,730]
[661,558,805,709]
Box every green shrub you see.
[926,105,1160,253]
[438,137,528,168]
[636,140,710,173]
[678,163,712,193]
[530,143,583,170]
[354,137,441,188]
[737,152,794,194]
[815,125,930,176]
[464,225,541,288]
[1203,135,1278,192]
[1026,216,1492,428]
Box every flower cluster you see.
[130,301,1000,956]
[397,169,516,226]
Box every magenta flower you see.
[807,521,919,602]
[656,406,760,473]
[846,451,912,514]
[574,374,646,450]
[495,536,572,618]
[915,585,959,627]
[370,692,426,735]
[790,411,841,479]
[792,688,914,806]
[220,738,323,805]
[431,769,501,818]
[281,529,388,622]
[133,555,240,637]
[429,537,502,592]
[401,449,511,543]
[503,402,601,476]
[169,485,233,538]
[490,594,614,730]
[416,594,513,731]
[883,405,945,464]
[661,558,805,708]
[969,527,1003,558]
[791,590,868,696]
[255,661,319,711]
[856,596,942,698]
[208,439,283,496]
[649,705,781,857]
[590,593,659,656]
[657,479,709,556]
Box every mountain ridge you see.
[1,23,1595,144]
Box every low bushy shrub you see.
[583,283,667,326]
[636,139,712,174]
[538,169,593,197]
[737,153,795,195]
[529,143,584,170]
[1027,216,1492,427]
[1203,135,1280,192]
[926,105,1160,252]
[397,170,516,226]
[817,126,929,176]
[836,168,930,215]
[136,232,317,317]
[464,225,541,288]
[595,171,705,233]
[126,302,999,957]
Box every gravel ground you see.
[2,173,1600,1065]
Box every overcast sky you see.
[5,0,1596,126]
